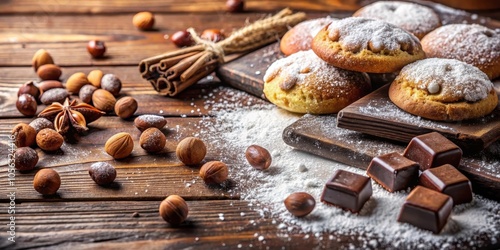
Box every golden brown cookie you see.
[263,50,371,114]
[389,58,498,121]
[280,17,335,56]
[312,17,426,73]
[421,24,500,79]
[353,1,441,39]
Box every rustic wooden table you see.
[1,1,499,249]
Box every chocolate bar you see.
[320,169,372,213]
[420,164,473,205]
[403,132,462,171]
[366,152,419,192]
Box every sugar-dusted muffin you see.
[353,1,441,39]
[312,17,425,74]
[280,17,336,56]
[421,24,500,79]
[389,58,498,121]
[263,50,371,114]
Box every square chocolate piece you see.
[320,169,372,213]
[366,152,419,192]
[403,132,462,171]
[420,164,473,205]
[398,186,453,234]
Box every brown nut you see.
[36,128,64,152]
[16,94,38,117]
[176,137,206,165]
[87,40,106,58]
[134,114,167,131]
[201,29,225,42]
[133,11,155,30]
[79,84,98,104]
[226,0,245,13]
[17,81,40,99]
[140,127,166,153]
[11,123,36,147]
[170,30,195,47]
[284,192,316,217]
[245,145,272,170]
[29,118,54,134]
[14,147,39,171]
[37,64,62,81]
[105,132,134,159]
[114,96,138,119]
[100,73,122,96]
[65,72,90,94]
[159,195,189,225]
[89,162,117,185]
[199,161,228,185]
[32,49,54,72]
[92,89,116,112]
[38,80,63,94]
[87,69,104,88]
[39,88,70,105]
[33,168,61,195]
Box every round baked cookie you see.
[263,50,371,114]
[312,17,425,73]
[389,58,498,121]
[421,24,500,79]
[353,1,441,39]
[280,17,335,56]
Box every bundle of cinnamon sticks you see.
[139,8,306,96]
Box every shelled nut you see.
[79,84,97,104]
[39,88,70,105]
[87,69,104,88]
[14,147,39,171]
[66,72,90,94]
[134,114,167,131]
[88,162,117,185]
[176,137,206,165]
[36,128,64,152]
[114,96,138,119]
[105,132,134,159]
[29,118,54,134]
[16,94,37,117]
[133,11,155,30]
[92,89,116,112]
[100,73,122,96]
[140,127,166,153]
[33,168,61,195]
[199,161,228,185]
[159,195,189,225]
[17,81,40,99]
[32,49,54,72]
[11,123,36,147]
[37,64,62,81]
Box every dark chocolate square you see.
[366,152,419,192]
[420,164,473,205]
[320,169,372,213]
[398,186,453,234]
[403,132,462,171]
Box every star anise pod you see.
[38,98,105,136]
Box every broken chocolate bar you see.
[320,169,372,213]
[367,152,419,192]
[403,132,462,171]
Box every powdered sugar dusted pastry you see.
[421,24,500,79]
[353,1,441,39]
[389,58,498,121]
[312,17,425,73]
[280,17,335,56]
[263,50,371,114]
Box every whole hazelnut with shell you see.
[92,89,116,112]
[87,40,106,58]
[33,168,61,195]
[17,81,40,99]
[134,115,167,131]
[176,137,207,165]
[14,147,39,171]
[16,94,38,117]
[245,145,272,170]
[199,161,228,185]
[140,127,166,153]
[89,162,117,185]
[105,132,134,159]
[159,195,189,225]
[36,128,64,152]
[115,96,138,119]
[284,192,316,217]
[133,11,155,30]
[11,123,36,147]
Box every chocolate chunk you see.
[420,164,473,205]
[366,152,419,192]
[398,186,453,234]
[320,169,372,213]
[403,132,462,171]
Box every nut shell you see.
[245,145,272,170]
[16,94,38,117]
[89,162,117,185]
[92,89,116,112]
[14,147,39,171]
[159,195,189,225]
[66,72,90,94]
[115,96,138,119]
[199,161,228,185]
[140,127,166,153]
[100,74,122,96]
[37,64,62,81]
[176,137,206,165]
[11,123,36,147]
[105,132,134,159]
[32,49,54,72]
[134,114,167,131]
[87,69,104,88]
[33,168,61,195]
[133,12,155,30]
[284,192,316,217]
[36,128,64,152]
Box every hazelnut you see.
[11,123,36,147]
[33,168,61,195]
[159,195,189,225]
[65,72,90,94]
[226,0,245,13]
[39,88,69,105]
[115,96,138,119]
[16,94,37,117]
[79,84,98,104]
[32,49,54,72]
[284,192,316,217]
[176,137,206,165]
[245,145,272,170]
[14,147,39,171]
[140,127,166,153]
[17,81,40,99]
[92,89,116,112]
[170,30,195,47]
[37,64,62,81]
[199,161,228,185]
[134,114,167,131]
[89,162,117,185]
[201,29,225,42]
[133,11,155,30]
[87,69,104,88]
[105,132,134,159]
[36,128,64,152]
[29,118,54,134]
[87,40,106,58]
[100,73,122,96]
[37,80,63,94]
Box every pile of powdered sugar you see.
[199,106,500,249]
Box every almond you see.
[133,12,155,30]
[87,69,103,88]
[92,89,116,112]
[65,72,90,94]
[105,132,134,159]
[37,64,62,81]
[32,49,54,72]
